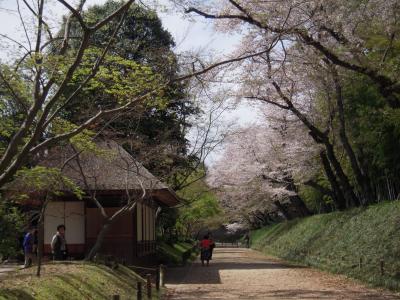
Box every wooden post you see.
[156,265,160,291]
[160,264,165,287]
[380,259,384,276]
[359,257,363,269]
[112,295,120,300]
[137,281,142,300]
[146,274,152,298]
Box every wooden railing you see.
[215,242,247,248]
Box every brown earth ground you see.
[165,248,400,300]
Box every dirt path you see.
[165,248,400,300]
[0,264,19,278]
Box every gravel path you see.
[165,248,400,300]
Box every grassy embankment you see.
[251,201,400,291]
[0,262,159,300]
[157,241,197,266]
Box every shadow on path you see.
[165,248,400,300]
[166,248,303,285]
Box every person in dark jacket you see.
[51,224,68,260]
[244,232,250,248]
[23,227,36,268]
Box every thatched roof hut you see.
[6,139,179,263]
[8,139,179,206]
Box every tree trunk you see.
[304,180,334,198]
[303,180,332,213]
[86,204,133,261]
[273,200,291,220]
[86,221,112,261]
[333,70,374,205]
[324,142,360,207]
[254,210,271,226]
[36,196,50,277]
[285,176,311,216]
[269,78,360,208]
[319,151,347,210]
[288,101,359,208]
[288,196,311,217]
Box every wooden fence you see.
[215,242,246,248]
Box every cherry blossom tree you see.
[173,0,395,209]
[182,0,400,108]
[208,114,317,225]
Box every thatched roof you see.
[7,139,179,207]
[40,140,166,191]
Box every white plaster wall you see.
[44,202,85,244]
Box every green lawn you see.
[0,262,160,300]
[251,201,400,291]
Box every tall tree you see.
[184,0,400,107]
[61,1,200,184]
[0,0,156,188]
[179,0,400,209]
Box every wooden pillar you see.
[156,266,160,290]
[137,281,142,300]
[146,274,152,298]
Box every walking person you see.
[22,227,36,268]
[199,235,212,267]
[51,225,68,260]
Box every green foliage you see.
[0,200,25,259]
[359,22,400,78]
[11,167,84,199]
[175,173,223,238]
[251,201,400,291]
[0,66,29,156]
[300,17,400,207]
[51,118,113,159]
[343,75,400,182]
[69,47,165,106]
[299,185,324,213]
[61,0,199,183]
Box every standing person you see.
[22,227,36,268]
[51,225,68,260]
[244,232,250,248]
[199,235,212,267]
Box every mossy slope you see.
[0,262,158,300]
[251,201,400,291]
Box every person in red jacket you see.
[199,235,212,266]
